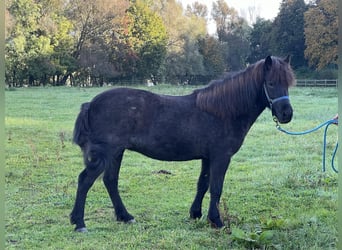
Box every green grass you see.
[5,85,338,249]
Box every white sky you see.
[179,0,282,33]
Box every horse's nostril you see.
[283,110,291,118]
[283,109,293,122]
[283,105,293,116]
[276,105,293,124]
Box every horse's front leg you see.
[207,156,230,228]
[190,158,210,219]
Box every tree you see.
[198,36,225,78]
[271,0,308,68]
[151,0,207,84]
[304,0,338,69]
[6,0,51,86]
[212,0,239,42]
[65,0,129,85]
[248,18,273,63]
[123,0,168,82]
[212,0,251,71]
[6,0,77,86]
[225,18,251,71]
[50,15,77,85]
[186,2,208,20]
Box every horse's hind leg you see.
[190,158,210,219]
[70,149,106,232]
[103,149,135,223]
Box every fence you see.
[296,79,338,88]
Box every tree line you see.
[5,0,338,87]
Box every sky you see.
[179,0,282,33]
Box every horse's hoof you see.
[126,218,136,224]
[75,227,88,233]
[207,217,224,229]
[190,210,202,219]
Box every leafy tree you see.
[151,0,207,84]
[212,0,251,71]
[124,0,168,82]
[186,2,208,20]
[6,0,76,86]
[65,0,129,85]
[248,18,273,63]
[176,34,205,84]
[6,0,49,86]
[225,18,251,71]
[66,0,127,59]
[304,0,338,69]
[271,0,308,68]
[50,15,77,85]
[198,36,225,78]
[212,0,239,42]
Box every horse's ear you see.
[284,55,291,64]
[264,55,272,71]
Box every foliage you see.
[271,0,308,69]
[248,18,273,63]
[124,0,168,82]
[304,0,338,70]
[186,2,209,20]
[65,0,129,85]
[212,0,251,71]
[5,0,338,86]
[153,0,208,84]
[198,36,225,79]
[6,0,52,86]
[5,86,337,249]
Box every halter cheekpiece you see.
[263,82,289,111]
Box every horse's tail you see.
[73,102,110,170]
[73,102,91,148]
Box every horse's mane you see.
[195,57,295,119]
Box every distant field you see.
[5,85,338,249]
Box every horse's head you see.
[263,55,295,124]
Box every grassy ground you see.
[5,85,338,249]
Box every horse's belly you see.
[128,136,203,161]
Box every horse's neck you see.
[225,99,267,142]
[231,77,266,117]
[234,99,266,126]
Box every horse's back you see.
[91,87,159,110]
[88,87,158,133]
[87,88,195,139]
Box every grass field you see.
[5,85,338,249]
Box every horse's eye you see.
[268,81,275,87]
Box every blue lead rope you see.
[275,118,338,173]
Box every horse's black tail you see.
[73,102,91,148]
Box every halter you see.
[263,82,289,111]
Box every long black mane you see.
[195,57,294,118]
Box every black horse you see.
[70,56,295,232]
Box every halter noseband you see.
[263,82,289,111]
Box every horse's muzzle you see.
[273,103,293,124]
